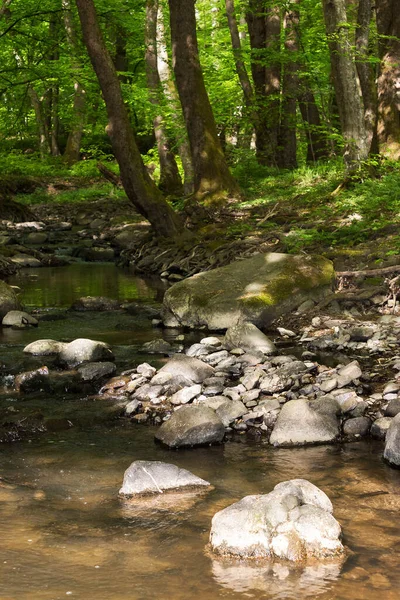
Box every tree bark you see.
[376,0,400,159]
[322,0,368,170]
[356,0,378,154]
[168,0,239,201]
[278,3,298,169]
[75,0,182,237]
[246,0,281,166]
[63,0,86,165]
[145,0,183,196]
[225,0,254,107]
[156,1,194,195]
[28,86,51,158]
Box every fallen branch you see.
[337,264,400,277]
[97,161,122,188]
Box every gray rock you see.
[163,253,334,330]
[170,384,202,405]
[210,479,343,561]
[77,362,116,382]
[26,232,48,244]
[136,363,157,378]
[200,336,222,346]
[23,339,68,356]
[141,339,172,354]
[10,254,42,267]
[203,350,229,365]
[2,310,38,328]
[336,361,362,388]
[70,296,120,311]
[186,343,210,357]
[154,406,225,448]
[119,461,210,496]
[296,299,316,313]
[198,396,228,410]
[125,398,141,415]
[383,413,400,466]
[270,396,340,446]
[383,382,400,396]
[384,399,400,417]
[59,338,114,368]
[224,323,276,355]
[0,280,21,319]
[15,366,50,393]
[260,371,292,393]
[371,417,392,439]
[241,368,264,391]
[158,355,215,384]
[133,384,164,402]
[342,417,370,437]
[216,399,247,426]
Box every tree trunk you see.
[277,3,298,169]
[225,0,254,107]
[246,0,281,166]
[168,0,239,201]
[356,0,378,154]
[75,0,182,237]
[63,0,86,165]
[145,0,183,196]
[157,1,194,195]
[376,0,400,159]
[28,86,51,158]
[322,0,368,170]
[298,88,329,162]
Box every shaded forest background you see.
[0,0,399,239]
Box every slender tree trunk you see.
[225,0,254,106]
[156,2,194,195]
[246,0,281,166]
[28,86,51,158]
[75,0,182,237]
[63,0,86,165]
[376,0,400,159]
[322,0,368,170]
[168,0,239,201]
[145,0,183,196]
[356,0,378,154]
[278,3,298,169]
[48,14,61,156]
[298,88,329,162]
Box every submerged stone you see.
[119,460,210,496]
[154,405,225,448]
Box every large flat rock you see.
[162,253,334,330]
[119,460,210,496]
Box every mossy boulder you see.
[0,279,21,319]
[162,253,334,330]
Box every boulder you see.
[216,399,247,426]
[269,396,340,447]
[158,355,215,384]
[23,339,68,356]
[0,280,21,319]
[119,460,210,496]
[15,366,49,392]
[141,339,172,354]
[170,384,202,405]
[70,296,120,311]
[2,310,38,328]
[26,232,48,244]
[154,405,225,448]
[383,413,400,466]
[210,479,344,561]
[10,254,42,268]
[163,253,334,330]
[59,338,114,368]
[371,417,392,439]
[224,323,276,355]
[77,362,116,382]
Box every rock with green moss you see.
[0,279,21,319]
[162,253,334,330]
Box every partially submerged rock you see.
[155,405,225,448]
[119,460,210,496]
[70,296,121,311]
[2,310,38,328]
[23,339,68,356]
[0,280,21,319]
[59,338,114,368]
[383,413,400,467]
[157,355,215,384]
[163,253,334,330]
[269,396,340,447]
[209,479,344,561]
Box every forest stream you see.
[0,264,400,600]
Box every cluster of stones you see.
[98,322,395,448]
[300,314,400,354]
[118,461,345,563]
[15,338,116,393]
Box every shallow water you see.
[0,264,400,599]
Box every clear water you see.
[0,265,399,600]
